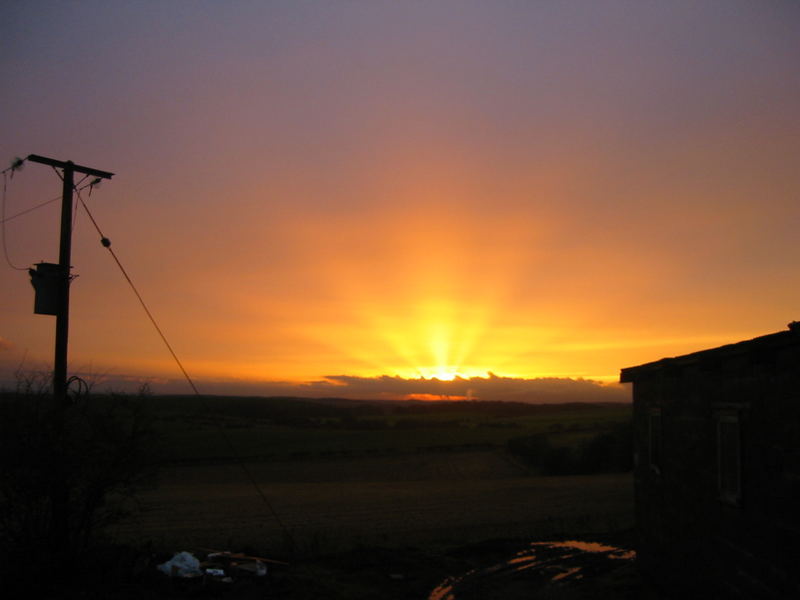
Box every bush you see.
[577,421,633,473]
[0,385,158,583]
[507,421,632,476]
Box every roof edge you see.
[620,322,800,383]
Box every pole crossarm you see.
[26,154,114,180]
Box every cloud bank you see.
[3,371,629,404]
[300,373,630,403]
[0,340,629,403]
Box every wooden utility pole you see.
[26,154,114,406]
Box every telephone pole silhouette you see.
[26,154,114,407]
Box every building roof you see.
[619,322,800,383]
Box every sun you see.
[415,366,489,381]
[429,368,458,381]
[414,366,459,380]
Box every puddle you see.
[429,540,635,600]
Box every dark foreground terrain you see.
[3,395,644,598]
[21,532,657,599]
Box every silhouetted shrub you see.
[0,385,158,583]
[576,421,634,473]
[507,421,632,476]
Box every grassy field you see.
[0,396,637,598]
[147,396,632,463]
[115,459,633,555]
[1,393,642,598]
[112,398,635,560]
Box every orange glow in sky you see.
[1,2,799,400]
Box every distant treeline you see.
[507,421,633,476]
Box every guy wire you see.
[76,187,294,547]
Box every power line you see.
[0,182,94,226]
[0,194,62,224]
[0,183,91,223]
[0,183,95,225]
[2,171,29,271]
[0,159,93,270]
[76,188,294,546]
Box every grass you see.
[114,399,635,550]
[116,476,634,599]
[147,397,632,463]
[0,393,641,598]
[115,453,633,556]
[109,458,634,599]
[100,398,637,598]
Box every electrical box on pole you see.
[29,262,62,315]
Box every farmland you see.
[1,392,638,597]
[113,397,635,557]
[145,395,633,463]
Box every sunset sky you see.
[1,1,799,400]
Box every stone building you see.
[620,323,800,598]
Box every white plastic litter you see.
[254,560,268,577]
[157,551,203,578]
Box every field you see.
[147,396,633,462]
[0,394,638,598]
[115,455,633,555]
[0,393,644,600]
[113,397,635,559]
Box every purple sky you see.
[2,1,799,400]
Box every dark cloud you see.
[0,365,630,404]
[299,373,629,403]
[179,373,630,404]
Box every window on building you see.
[717,414,741,505]
[649,408,662,474]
